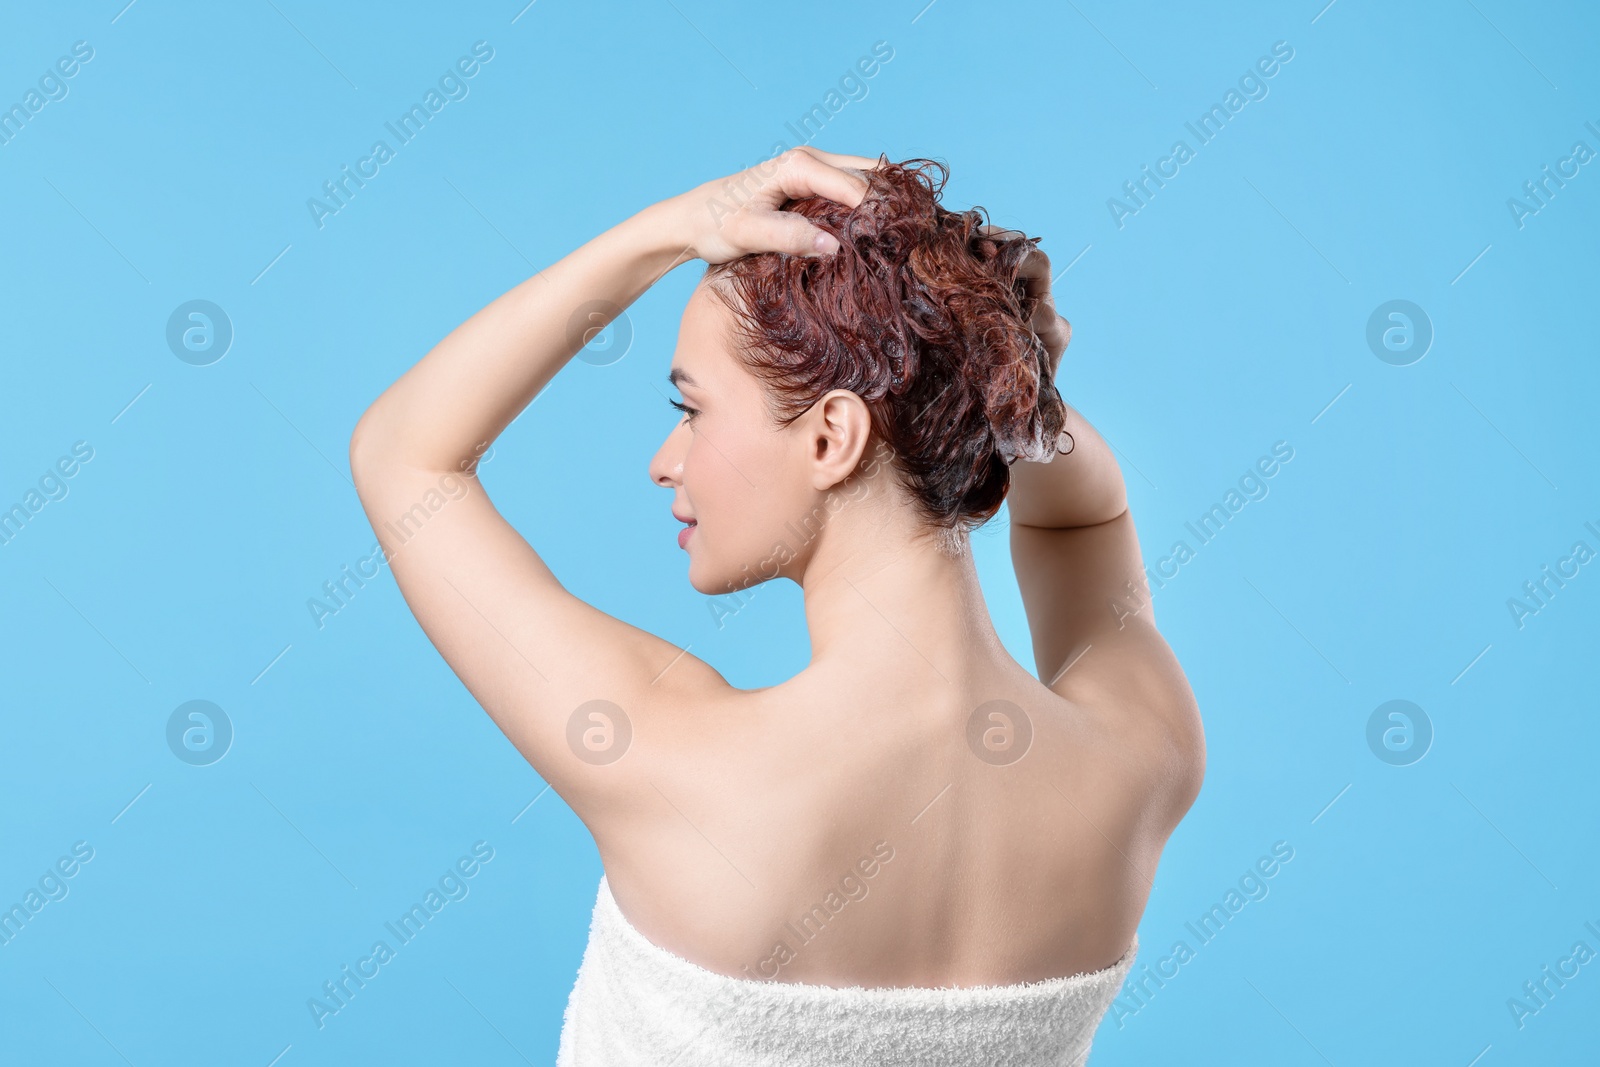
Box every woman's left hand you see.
[664,146,885,265]
[981,224,1071,382]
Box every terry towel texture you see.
[556,875,1136,1067]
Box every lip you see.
[672,507,696,549]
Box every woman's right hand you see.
[665,146,887,265]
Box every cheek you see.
[691,425,792,530]
[689,424,757,494]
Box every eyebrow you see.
[667,367,699,389]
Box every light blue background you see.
[2,1,1596,1063]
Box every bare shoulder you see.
[348,450,735,827]
[1009,510,1206,831]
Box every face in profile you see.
[649,281,826,597]
[651,157,1065,587]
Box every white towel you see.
[556,874,1136,1066]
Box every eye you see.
[668,397,700,423]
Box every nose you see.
[649,417,690,488]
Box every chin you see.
[687,565,731,598]
[683,552,715,596]
[686,563,714,596]
[686,550,755,599]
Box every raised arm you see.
[1005,402,1127,530]
[351,148,877,473]
[348,148,880,823]
[1003,242,1204,827]
[350,204,688,476]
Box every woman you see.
[351,147,1204,1065]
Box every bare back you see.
[354,430,1204,990]
[594,649,1181,988]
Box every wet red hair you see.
[703,155,1066,540]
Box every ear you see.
[807,389,874,492]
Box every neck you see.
[796,508,1007,688]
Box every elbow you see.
[1159,697,1206,826]
[1099,473,1130,524]
[349,407,391,488]
[350,406,484,486]
[1174,694,1206,807]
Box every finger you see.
[977,225,1052,291]
[755,211,840,257]
[790,146,888,171]
[1020,255,1057,318]
[1037,310,1070,354]
[773,150,874,209]
[1014,240,1051,281]
[1051,317,1071,375]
